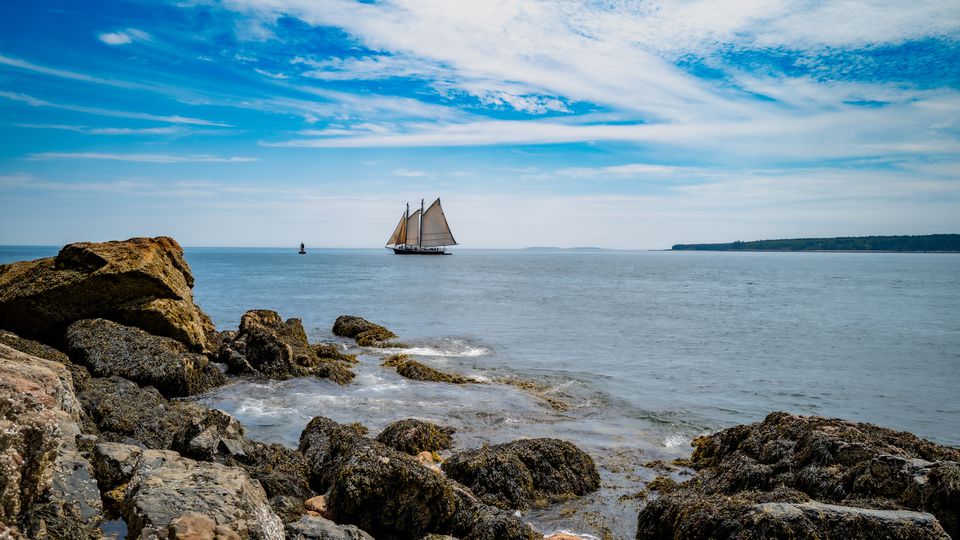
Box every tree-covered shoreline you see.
[672,234,960,252]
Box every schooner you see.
[386,198,457,255]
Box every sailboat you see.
[385,198,457,255]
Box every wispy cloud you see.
[16,124,186,136]
[0,91,230,126]
[27,152,257,163]
[392,168,427,177]
[98,28,150,46]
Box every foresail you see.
[420,199,457,247]
[405,209,421,246]
[386,212,407,246]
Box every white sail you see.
[405,209,421,246]
[386,212,407,246]
[420,199,457,247]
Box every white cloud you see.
[16,124,186,136]
[27,152,257,163]
[392,168,427,177]
[0,91,231,126]
[254,68,287,79]
[98,28,150,46]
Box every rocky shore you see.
[1,237,957,539]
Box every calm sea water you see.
[3,246,958,537]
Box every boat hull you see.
[391,247,450,255]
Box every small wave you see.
[546,531,599,540]
[663,434,690,448]
[380,345,491,357]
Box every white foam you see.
[379,345,490,357]
[663,434,689,448]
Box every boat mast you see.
[419,198,424,249]
[404,203,410,248]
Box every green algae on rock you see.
[381,355,475,384]
[66,318,225,398]
[219,310,356,384]
[298,416,537,540]
[332,315,399,347]
[636,412,960,539]
[376,418,456,455]
[442,438,601,511]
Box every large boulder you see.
[0,236,215,352]
[66,318,225,398]
[442,439,601,510]
[111,447,285,539]
[376,418,455,455]
[0,344,102,539]
[332,316,398,347]
[636,412,960,538]
[219,310,355,384]
[298,416,537,540]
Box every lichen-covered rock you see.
[636,412,960,539]
[66,318,225,398]
[218,310,354,384]
[382,356,473,384]
[285,515,375,540]
[376,419,455,455]
[298,417,537,540]
[0,330,70,364]
[122,448,284,540]
[0,344,102,539]
[332,316,397,346]
[0,236,215,351]
[442,439,600,510]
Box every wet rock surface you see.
[0,344,102,539]
[219,310,355,384]
[332,315,399,347]
[298,416,537,540]
[0,236,214,351]
[442,438,601,511]
[636,412,960,539]
[376,418,456,455]
[66,318,225,398]
[381,355,474,384]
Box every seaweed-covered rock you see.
[0,344,102,539]
[0,236,215,351]
[285,515,375,540]
[120,448,285,540]
[376,419,455,455]
[313,343,358,364]
[78,376,197,449]
[298,417,537,540]
[382,356,473,384]
[637,412,960,539]
[332,316,397,346]
[442,438,600,510]
[66,318,225,398]
[219,310,354,384]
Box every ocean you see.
[3,246,958,538]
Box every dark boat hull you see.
[392,247,450,255]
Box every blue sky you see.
[1,0,958,248]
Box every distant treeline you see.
[672,234,960,252]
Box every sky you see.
[1,0,959,249]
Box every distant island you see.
[672,234,960,252]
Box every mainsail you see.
[386,212,407,246]
[420,199,457,247]
[405,209,421,246]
